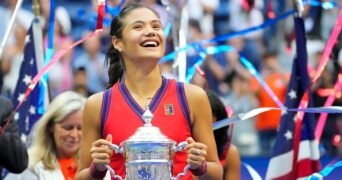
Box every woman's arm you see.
[224,145,241,180]
[75,93,113,180]
[184,84,223,179]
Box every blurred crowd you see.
[0,0,341,159]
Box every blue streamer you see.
[306,160,342,179]
[42,0,56,114]
[176,43,285,108]
[160,9,295,64]
[303,0,337,9]
[205,45,234,55]
[160,45,189,63]
[184,45,234,82]
[239,56,285,108]
[185,58,202,83]
[161,1,337,64]
[164,22,172,39]
[105,0,125,17]
[47,0,55,50]
[203,10,295,44]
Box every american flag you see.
[265,16,320,179]
[12,19,47,141]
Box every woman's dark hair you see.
[105,3,160,88]
[206,90,229,157]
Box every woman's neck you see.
[124,64,162,95]
[57,153,75,160]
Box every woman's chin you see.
[140,56,163,62]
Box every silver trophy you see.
[108,109,190,180]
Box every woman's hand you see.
[89,134,113,171]
[185,137,208,169]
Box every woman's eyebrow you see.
[130,19,162,25]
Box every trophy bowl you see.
[109,109,189,180]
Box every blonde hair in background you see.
[27,91,86,170]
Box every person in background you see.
[0,0,34,46]
[45,6,74,98]
[6,91,86,180]
[251,51,288,156]
[189,18,229,95]
[73,67,92,97]
[222,70,260,156]
[73,30,108,95]
[1,22,27,97]
[207,90,240,180]
[186,0,219,38]
[0,96,28,178]
[311,52,341,156]
[228,0,264,70]
[76,2,222,179]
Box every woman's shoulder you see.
[228,144,239,156]
[224,144,240,168]
[83,91,106,124]
[29,161,64,179]
[87,91,104,102]
[84,91,105,109]
[182,83,211,122]
[183,83,207,99]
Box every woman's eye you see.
[62,125,74,131]
[62,125,81,131]
[153,25,161,29]
[133,25,142,29]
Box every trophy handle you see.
[105,164,124,180]
[171,141,190,179]
[105,144,124,180]
[172,164,191,180]
[109,144,123,154]
[174,141,187,152]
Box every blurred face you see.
[263,56,278,72]
[84,35,100,55]
[114,7,165,62]
[142,0,157,5]
[232,75,249,94]
[14,24,27,45]
[74,70,87,86]
[52,110,82,158]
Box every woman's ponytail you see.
[105,44,124,88]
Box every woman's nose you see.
[69,127,81,137]
[144,26,156,37]
[146,32,155,37]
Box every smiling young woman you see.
[75,2,223,180]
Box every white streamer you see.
[242,162,262,180]
[0,0,24,58]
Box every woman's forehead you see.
[124,7,160,24]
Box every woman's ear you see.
[112,36,122,51]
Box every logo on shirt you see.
[164,104,174,115]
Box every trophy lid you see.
[123,109,175,144]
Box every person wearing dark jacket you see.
[0,96,28,178]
